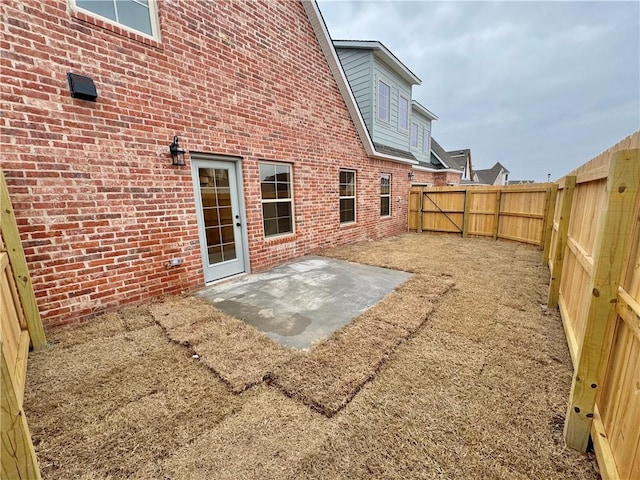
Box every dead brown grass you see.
[271,274,454,416]
[150,296,295,392]
[24,232,599,479]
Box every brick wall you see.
[412,170,462,186]
[412,170,437,185]
[1,0,412,327]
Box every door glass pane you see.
[203,208,219,226]
[208,245,223,264]
[205,227,221,246]
[199,167,236,266]
[221,225,234,244]
[219,207,233,226]
[223,243,236,261]
[216,169,230,188]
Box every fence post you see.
[0,170,46,349]
[547,176,576,309]
[542,184,558,263]
[417,188,424,233]
[462,188,472,237]
[564,149,640,452]
[492,189,501,240]
[1,340,42,479]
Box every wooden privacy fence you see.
[547,133,639,480]
[408,131,639,479]
[1,168,46,479]
[409,183,557,255]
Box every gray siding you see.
[371,61,412,153]
[410,109,432,163]
[336,49,373,134]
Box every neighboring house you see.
[411,138,465,186]
[333,40,461,186]
[2,0,416,327]
[447,149,474,182]
[508,180,535,185]
[474,162,511,185]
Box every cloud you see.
[318,0,639,181]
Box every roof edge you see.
[413,165,462,173]
[333,39,421,85]
[430,150,451,169]
[411,100,438,120]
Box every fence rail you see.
[1,168,45,479]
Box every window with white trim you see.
[73,0,160,39]
[398,95,409,131]
[260,162,294,237]
[339,169,356,224]
[378,81,390,122]
[380,174,391,217]
[423,126,431,153]
[411,123,419,148]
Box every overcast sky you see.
[317,0,640,181]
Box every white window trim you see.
[380,173,391,217]
[423,126,431,153]
[411,123,419,148]
[339,169,357,224]
[377,80,391,123]
[70,0,161,41]
[398,95,409,132]
[259,161,295,238]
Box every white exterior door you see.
[191,157,246,282]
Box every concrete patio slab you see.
[196,256,412,350]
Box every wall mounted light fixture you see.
[169,135,186,166]
[408,171,415,180]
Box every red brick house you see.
[1,0,416,327]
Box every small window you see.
[339,170,356,224]
[73,0,160,39]
[398,96,409,131]
[411,123,419,148]
[378,81,390,122]
[423,127,431,153]
[380,174,391,217]
[260,162,294,237]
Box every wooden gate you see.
[409,184,557,250]
[417,190,465,234]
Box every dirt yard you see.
[25,233,599,479]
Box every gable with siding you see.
[336,49,373,134]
